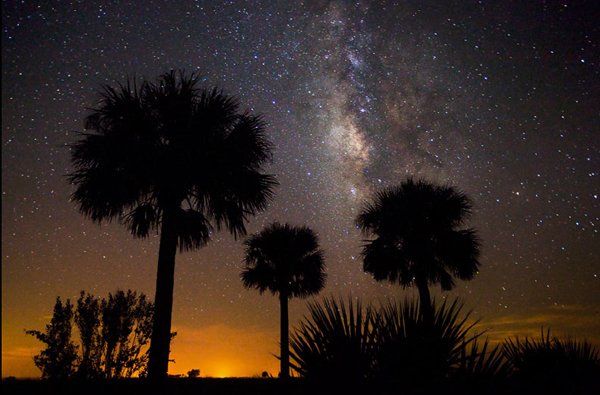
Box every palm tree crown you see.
[241,222,326,378]
[69,70,277,244]
[68,70,278,378]
[355,177,480,317]
[241,222,326,298]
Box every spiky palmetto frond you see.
[454,337,511,382]
[289,296,491,388]
[289,297,376,380]
[503,328,600,386]
[373,298,478,386]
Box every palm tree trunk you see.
[416,278,433,322]
[279,292,290,379]
[147,206,178,379]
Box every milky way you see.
[2,0,599,378]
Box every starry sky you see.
[2,0,599,379]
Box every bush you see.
[373,298,477,390]
[25,297,78,379]
[503,329,600,393]
[290,296,489,390]
[26,290,154,379]
[289,297,376,380]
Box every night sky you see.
[2,0,599,378]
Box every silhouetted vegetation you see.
[452,336,511,390]
[503,329,600,393]
[241,222,326,378]
[373,298,477,389]
[289,297,480,388]
[25,297,78,379]
[289,297,599,394]
[26,290,155,379]
[68,70,278,378]
[289,297,375,381]
[356,177,481,320]
[47,66,596,393]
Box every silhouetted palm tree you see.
[355,177,480,319]
[241,222,326,378]
[68,70,278,378]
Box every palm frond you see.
[289,296,376,380]
[124,203,159,238]
[503,328,600,382]
[460,338,504,375]
[174,208,212,251]
[240,258,278,295]
[290,296,484,387]
[373,298,478,386]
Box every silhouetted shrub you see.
[25,297,78,379]
[373,298,478,390]
[290,296,495,390]
[503,329,600,393]
[26,290,155,379]
[290,297,376,380]
[451,337,511,391]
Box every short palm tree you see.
[68,70,278,378]
[355,177,481,319]
[241,222,326,378]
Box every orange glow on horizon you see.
[166,323,280,378]
[1,321,281,379]
[3,306,600,379]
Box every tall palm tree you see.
[68,70,278,378]
[241,222,326,378]
[355,177,480,319]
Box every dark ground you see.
[2,376,598,395]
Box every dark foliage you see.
[289,296,493,391]
[372,298,477,389]
[26,290,155,379]
[289,297,376,380]
[68,70,277,243]
[289,296,599,394]
[25,298,78,379]
[241,222,326,299]
[452,337,511,391]
[503,329,600,393]
[356,177,481,318]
